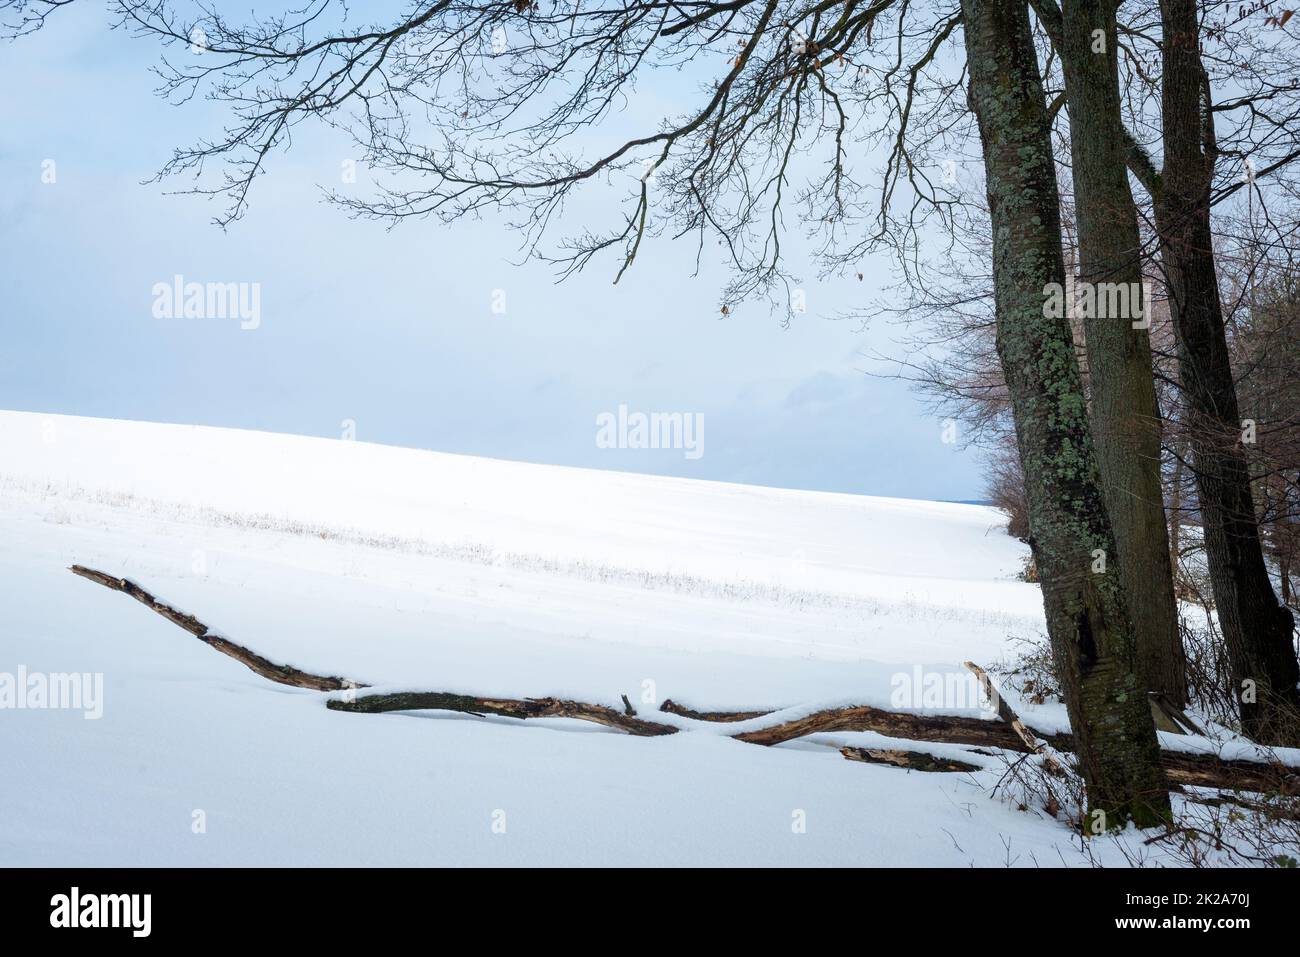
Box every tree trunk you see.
[1157,0,1300,745]
[1168,435,1186,593]
[1057,0,1187,705]
[960,0,1169,827]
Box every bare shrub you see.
[990,632,1059,704]
[1181,614,1240,731]
[985,435,1030,541]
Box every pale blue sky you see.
[0,3,984,500]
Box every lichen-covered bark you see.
[960,0,1168,826]
[1057,0,1187,705]
[1158,0,1300,745]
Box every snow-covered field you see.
[0,410,1240,866]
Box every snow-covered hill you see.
[0,410,1169,866]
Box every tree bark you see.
[960,0,1169,826]
[1055,0,1188,705]
[840,747,982,773]
[1157,0,1300,745]
[1168,434,1186,591]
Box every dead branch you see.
[963,660,1048,753]
[662,696,1300,794]
[1159,753,1300,795]
[840,746,981,773]
[326,691,677,736]
[69,564,362,693]
[1150,690,1206,736]
[69,564,1300,793]
[733,703,1046,749]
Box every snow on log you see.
[732,703,1044,749]
[840,747,982,773]
[660,696,1300,794]
[326,691,677,736]
[659,698,772,722]
[69,564,1300,794]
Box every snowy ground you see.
[0,410,1263,866]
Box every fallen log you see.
[841,746,981,773]
[662,698,1300,795]
[1160,753,1299,795]
[326,690,677,736]
[70,565,362,693]
[1183,792,1300,821]
[72,565,677,736]
[732,702,1051,750]
[69,564,1300,794]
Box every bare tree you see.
[1143,0,1300,744]
[962,0,1168,826]
[1038,0,1187,705]
[882,0,1300,741]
